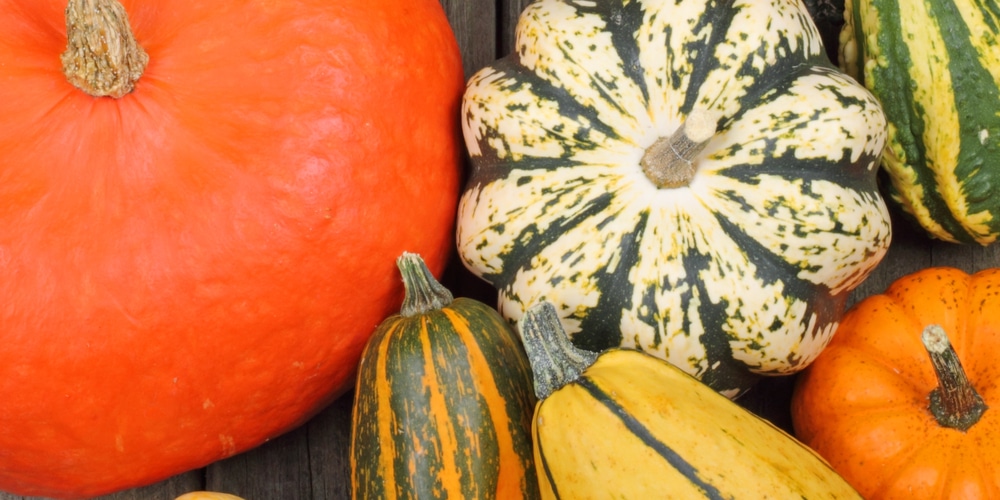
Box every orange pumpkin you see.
[791,267,1000,499]
[0,0,463,497]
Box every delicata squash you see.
[517,301,861,499]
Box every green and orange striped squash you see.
[841,0,1000,244]
[349,253,539,499]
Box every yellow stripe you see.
[899,1,968,232]
[848,0,956,241]
[958,2,1000,90]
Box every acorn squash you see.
[457,0,892,396]
[841,0,1000,244]
[518,302,862,499]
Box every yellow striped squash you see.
[518,302,862,499]
[841,0,1000,244]
[457,0,892,397]
[349,253,539,499]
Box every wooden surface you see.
[4,1,997,499]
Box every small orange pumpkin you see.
[791,267,1000,499]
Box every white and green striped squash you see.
[841,0,1000,244]
[457,0,892,397]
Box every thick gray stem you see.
[640,109,721,188]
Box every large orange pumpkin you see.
[791,267,1000,498]
[0,0,463,497]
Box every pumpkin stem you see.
[61,0,149,98]
[517,302,598,400]
[640,109,722,188]
[922,324,987,432]
[396,252,453,317]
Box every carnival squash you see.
[350,253,539,499]
[0,0,463,497]
[840,0,1000,244]
[792,267,1000,498]
[457,0,892,397]
[518,301,861,499]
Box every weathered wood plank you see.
[0,472,202,500]
[205,424,313,498]
[497,0,534,54]
[442,0,498,80]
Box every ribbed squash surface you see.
[458,0,891,396]
[350,256,538,499]
[842,0,1000,244]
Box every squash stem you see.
[396,252,453,317]
[517,302,598,400]
[61,0,149,98]
[640,109,722,188]
[922,324,987,431]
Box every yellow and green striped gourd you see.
[841,0,1000,244]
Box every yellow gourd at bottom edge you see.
[174,492,245,500]
[518,302,860,499]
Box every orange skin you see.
[0,1,463,497]
[792,267,1000,499]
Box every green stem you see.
[922,324,987,432]
[61,0,149,98]
[517,302,598,400]
[396,252,453,317]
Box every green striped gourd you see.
[349,253,538,499]
[518,302,862,499]
[841,0,1000,244]
[457,0,892,397]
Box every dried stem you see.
[61,0,148,98]
[640,109,722,188]
[517,302,598,400]
[922,324,987,432]
[396,252,453,317]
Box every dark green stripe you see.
[681,1,738,115]
[456,299,540,496]
[535,429,564,500]
[863,0,975,242]
[487,190,615,291]
[724,5,835,127]
[570,0,650,104]
[350,321,401,499]
[930,0,1000,236]
[576,378,727,499]
[571,210,644,354]
[973,0,1000,32]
